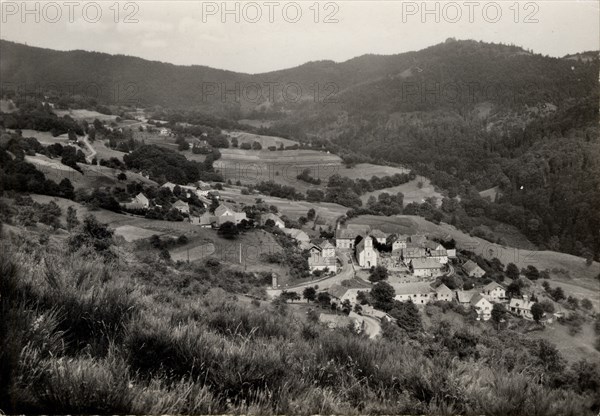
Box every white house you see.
[509,298,534,319]
[124,192,150,210]
[214,203,247,225]
[470,294,493,321]
[434,283,454,302]
[370,229,388,245]
[159,127,169,136]
[172,200,190,215]
[261,213,284,228]
[391,234,408,254]
[335,228,358,249]
[481,281,507,302]
[392,282,435,304]
[308,241,337,273]
[282,228,311,249]
[463,260,486,278]
[410,258,445,277]
[356,237,378,268]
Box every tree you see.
[581,298,593,311]
[540,300,555,314]
[117,172,127,181]
[307,208,316,221]
[531,302,545,323]
[506,263,520,280]
[66,206,80,231]
[524,265,540,280]
[370,281,395,312]
[252,141,262,150]
[368,265,389,283]
[356,290,370,305]
[567,296,579,309]
[389,300,422,335]
[491,303,506,326]
[552,286,566,302]
[303,287,317,303]
[58,178,75,199]
[218,221,239,239]
[506,282,521,298]
[317,292,331,308]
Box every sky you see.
[0,0,598,73]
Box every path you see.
[81,134,97,164]
[361,315,382,339]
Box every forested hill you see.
[1,39,597,112]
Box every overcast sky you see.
[1,1,598,73]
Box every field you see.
[27,195,287,275]
[54,109,117,122]
[360,175,444,206]
[236,119,275,128]
[16,129,71,145]
[217,186,347,225]
[226,131,298,148]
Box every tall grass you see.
[1,230,598,415]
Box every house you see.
[328,286,371,305]
[159,127,169,136]
[456,290,477,306]
[318,313,352,329]
[190,212,213,227]
[124,192,150,210]
[335,228,358,249]
[390,234,408,254]
[261,213,284,228]
[214,203,247,225]
[463,260,486,278]
[428,248,449,264]
[409,258,444,277]
[410,235,427,246]
[509,298,534,319]
[470,294,493,320]
[196,180,212,191]
[282,228,311,249]
[356,237,378,268]
[481,281,506,302]
[434,283,454,302]
[172,200,190,215]
[361,304,393,322]
[402,246,427,262]
[370,229,388,245]
[392,282,435,304]
[308,241,337,273]
[447,249,457,258]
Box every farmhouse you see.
[214,203,247,225]
[456,290,477,306]
[328,285,369,305]
[370,229,388,245]
[172,200,190,214]
[434,283,454,302]
[409,258,444,277]
[124,192,150,209]
[308,241,337,273]
[356,237,378,268]
[509,298,534,319]
[410,235,427,246]
[282,228,311,249]
[190,212,213,227]
[402,246,427,261]
[392,282,434,304]
[261,213,284,228]
[481,281,506,302]
[463,260,486,278]
[335,228,358,249]
[390,234,408,254]
[470,294,493,320]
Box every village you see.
[118,180,561,338]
